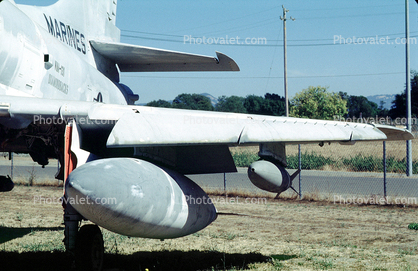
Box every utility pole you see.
[281,5,295,117]
[406,0,413,176]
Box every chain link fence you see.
[0,153,61,186]
[2,133,418,203]
[287,139,418,201]
[190,136,418,203]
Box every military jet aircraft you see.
[0,0,413,270]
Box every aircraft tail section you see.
[56,0,119,41]
[86,0,118,26]
[88,0,120,41]
[21,0,120,42]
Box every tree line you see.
[146,73,418,121]
[146,93,286,116]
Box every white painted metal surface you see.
[106,106,413,146]
[66,158,217,238]
[91,41,240,72]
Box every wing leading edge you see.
[0,97,413,148]
[105,106,413,147]
[90,41,240,72]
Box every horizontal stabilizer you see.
[90,41,240,72]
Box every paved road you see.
[1,157,417,199]
[0,157,59,183]
[188,168,418,199]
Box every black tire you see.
[75,224,104,271]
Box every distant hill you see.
[200,93,218,106]
[367,94,395,110]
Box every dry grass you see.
[287,140,418,161]
[13,179,62,187]
[230,139,418,161]
[1,186,418,270]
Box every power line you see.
[121,33,418,47]
[120,7,418,43]
[122,72,404,79]
[169,6,281,34]
[165,4,405,35]
[164,3,407,36]
[122,29,418,43]
[122,30,183,38]
[298,11,416,21]
[290,3,404,12]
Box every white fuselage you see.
[0,0,127,104]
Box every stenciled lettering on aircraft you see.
[54,61,65,77]
[48,74,69,94]
[43,14,86,55]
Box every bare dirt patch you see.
[1,186,418,270]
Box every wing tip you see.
[375,124,415,141]
[216,52,240,71]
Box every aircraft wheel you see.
[75,224,104,271]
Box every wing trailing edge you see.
[104,106,414,147]
[90,41,240,72]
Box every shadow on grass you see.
[0,250,273,271]
[0,226,64,244]
[271,254,298,261]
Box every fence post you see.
[223,172,226,193]
[383,141,387,198]
[298,144,302,199]
[9,152,13,180]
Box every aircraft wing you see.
[2,96,413,147]
[90,41,240,72]
[104,106,413,146]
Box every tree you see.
[290,86,347,120]
[346,95,379,118]
[262,93,285,116]
[389,71,418,118]
[389,93,406,118]
[172,93,214,111]
[339,91,387,118]
[243,95,265,114]
[216,95,247,113]
[146,99,172,108]
[243,93,286,116]
[378,101,389,117]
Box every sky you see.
[15,0,418,105]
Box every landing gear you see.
[63,121,104,270]
[64,204,104,271]
[75,225,104,271]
